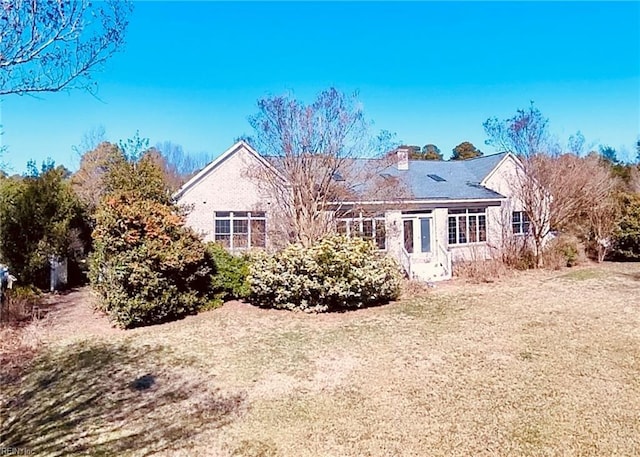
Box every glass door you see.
[420,218,431,253]
[403,216,433,254]
[403,220,414,253]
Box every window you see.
[448,208,487,245]
[336,212,386,250]
[512,211,531,235]
[427,174,446,182]
[214,211,266,250]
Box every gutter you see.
[334,197,507,206]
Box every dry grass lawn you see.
[1,262,639,456]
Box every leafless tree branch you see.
[0,0,132,96]
[246,88,405,246]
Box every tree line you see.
[2,2,638,328]
[401,141,484,161]
[482,102,640,265]
[2,92,639,293]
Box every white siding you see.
[483,154,527,214]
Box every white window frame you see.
[336,212,386,250]
[213,211,267,250]
[512,210,531,235]
[448,208,487,245]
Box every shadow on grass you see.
[1,340,245,456]
[621,272,640,282]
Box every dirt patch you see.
[37,288,124,344]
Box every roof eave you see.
[479,152,523,186]
[331,196,508,206]
[172,140,284,201]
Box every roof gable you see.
[463,152,510,183]
[173,140,278,200]
[478,152,523,186]
[174,142,515,204]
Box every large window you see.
[214,211,266,250]
[336,212,386,250]
[512,211,531,235]
[448,208,487,245]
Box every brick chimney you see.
[397,146,409,171]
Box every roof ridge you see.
[464,151,509,161]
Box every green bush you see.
[206,242,250,303]
[89,194,214,328]
[248,235,401,312]
[611,192,640,260]
[0,164,91,289]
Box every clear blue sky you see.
[1,1,639,173]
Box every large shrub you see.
[89,155,213,328]
[206,242,250,304]
[0,163,91,288]
[611,192,640,260]
[248,235,401,312]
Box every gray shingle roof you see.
[266,152,509,202]
[355,152,509,201]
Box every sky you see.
[1,1,639,174]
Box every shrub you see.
[89,194,213,328]
[206,242,250,303]
[611,192,640,260]
[0,165,91,289]
[248,235,401,312]
[500,234,537,270]
[543,234,585,269]
[450,243,509,281]
[0,285,43,325]
[453,259,509,282]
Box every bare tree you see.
[514,153,617,266]
[0,0,132,96]
[71,141,123,212]
[483,101,551,157]
[72,125,107,157]
[154,141,213,178]
[587,193,620,262]
[247,88,405,247]
[512,156,550,267]
[567,131,586,156]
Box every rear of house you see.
[175,142,529,282]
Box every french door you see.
[403,216,432,254]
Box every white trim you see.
[447,208,488,245]
[213,210,267,250]
[401,213,434,254]
[173,140,283,200]
[511,210,531,236]
[480,152,524,186]
[336,213,387,250]
[336,197,507,206]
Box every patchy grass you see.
[557,266,604,281]
[1,262,639,456]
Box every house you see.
[174,141,530,282]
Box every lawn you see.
[1,262,639,456]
